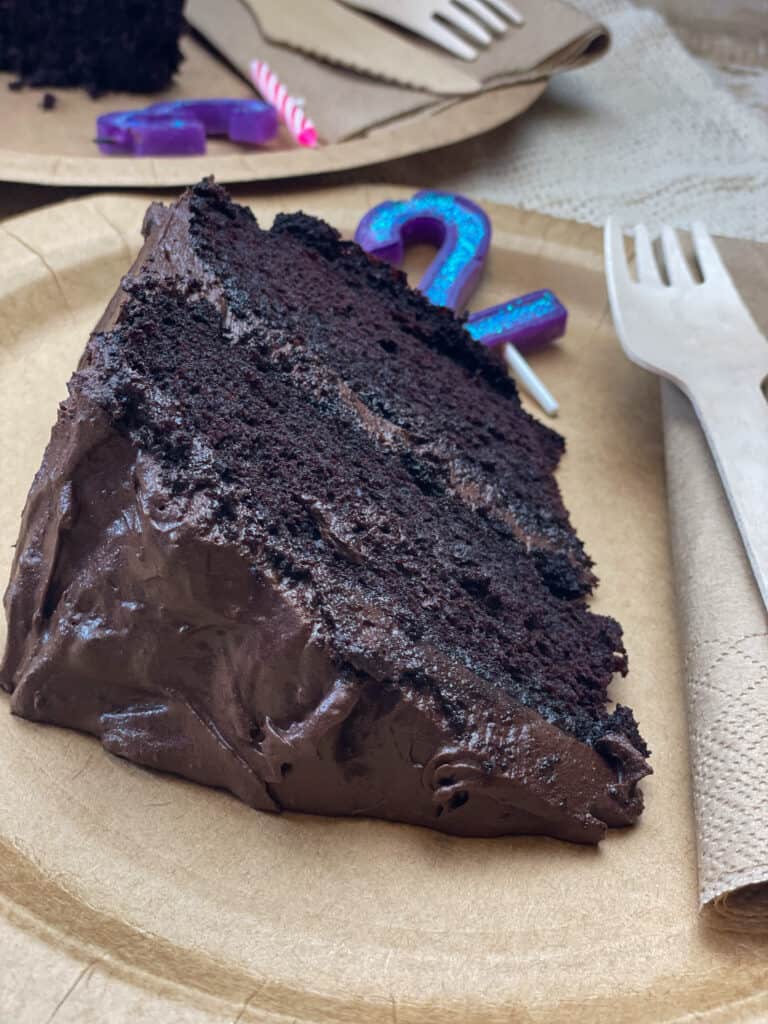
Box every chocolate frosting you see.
[0,187,650,844]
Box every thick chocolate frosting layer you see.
[1,183,650,843]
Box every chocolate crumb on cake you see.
[0,180,651,843]
[0,0,184,95]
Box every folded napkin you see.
[663,237,768,930]
[186,0,608,143]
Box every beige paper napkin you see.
[186,0,608,142]
[662,237,768,929]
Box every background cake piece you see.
[0,0,184,95]
[0,180,650,843]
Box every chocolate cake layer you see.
[0,0,184,94]
[0,181,650,843]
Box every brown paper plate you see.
[2,185,768,1023]
[0,36,545,188]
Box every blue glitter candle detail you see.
[355,190,568,414]
[354,190,491,312]
[465,290,568,353]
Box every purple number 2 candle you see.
[355,190,491,312]
[465,289,567,354]
[355,190,567,353]
[97,98,278,157]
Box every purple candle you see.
[97,98,278,156]
[355,190,491,312]
[465,290,567,353]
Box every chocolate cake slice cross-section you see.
[0,0,184,94]
[0,181,650,843]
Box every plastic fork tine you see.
[661,226,694,286]
[604,217,632,289]
[691,221,730,283]
[441,3,492,44]
[426,16,478,58]
[634,224,663,285]
[483,0,525,24]
[455,0,506,33]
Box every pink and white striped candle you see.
[249,60,318,148]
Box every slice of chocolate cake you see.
[0,181,650,843]
[0,0,184,95]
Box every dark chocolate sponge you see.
[0,0,183,95]
[0,181,650,843]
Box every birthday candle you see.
[249,60,318,148]
[356,191,563,416]
[464,290,567,354]
[355,190,491,312]
[96,99,277,156]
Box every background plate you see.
[1,185,767,1022]
[0,37,545,188]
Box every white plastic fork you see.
[340,0,524,62]
[604,219,768,609]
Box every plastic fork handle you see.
[687,370,768,610]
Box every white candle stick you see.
[503,343,559,417]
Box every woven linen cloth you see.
[361,0,768,241]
